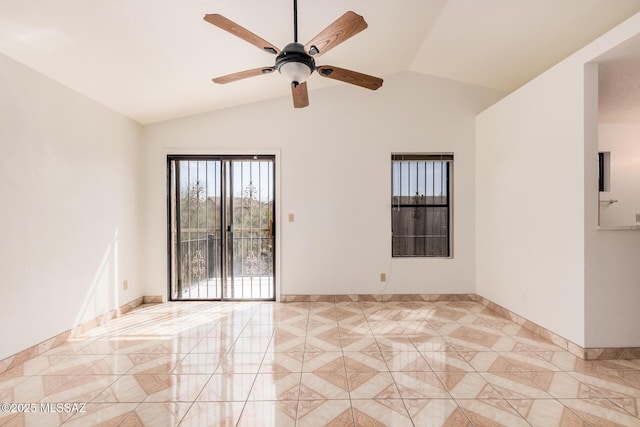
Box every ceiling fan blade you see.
[204,14,281,55]
[212,67,276,84]
[316,66,383,90]
[304,11,368,57]
[291,82,309,108]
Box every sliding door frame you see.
[166,153,278,302]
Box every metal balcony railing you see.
[179,233,273,281]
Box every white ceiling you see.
[1,0,640,124]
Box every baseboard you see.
[467,295,640,360]
[2,293,638,375]
[0,296,162,375]
[584,347,640,360]
[280,293,475,303]
[282,293,640,361]
[467,294,588,359]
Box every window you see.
[391,154,452,257]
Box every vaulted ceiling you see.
[2,0,640,123]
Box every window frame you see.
[391,153,453,258]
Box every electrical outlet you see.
[380,273,386,282]
[636,213,640,223]
[288,213,295,222]
[123,280,128,290]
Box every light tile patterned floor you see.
[2,300,640,426]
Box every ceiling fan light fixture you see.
[278,61,313,84]
[275,42,315,84]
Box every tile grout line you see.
[339,301,357,426]
[428,306,487,427]
[236,304,265,427]
[295,301,312,426]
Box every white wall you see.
[0,54,143,360]
[598,123,640,226]
[476,64,588,346]
[142,71,504,300]
[477,13,640,348]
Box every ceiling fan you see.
[204,0,383,108]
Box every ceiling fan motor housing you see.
[275,43,316,85]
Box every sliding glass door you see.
[168,155,275,301]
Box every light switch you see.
[288,213,295,222]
